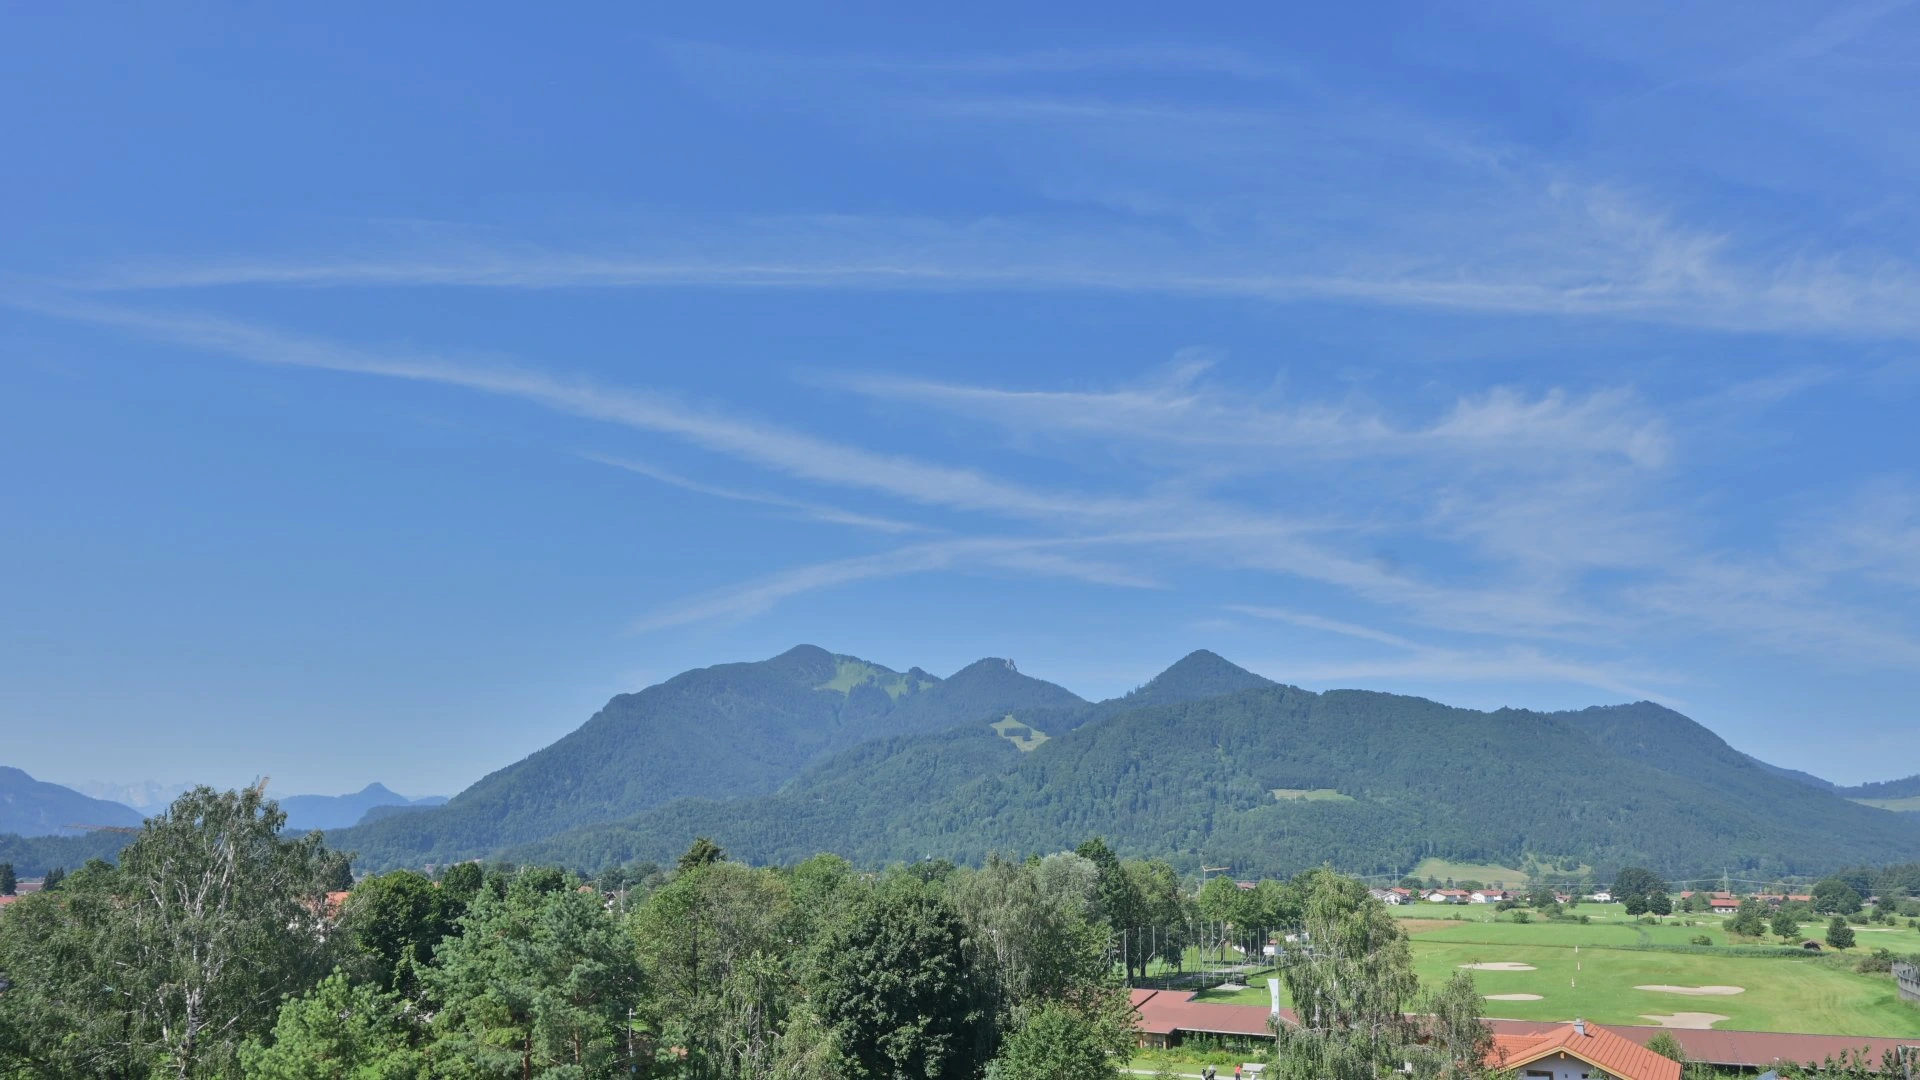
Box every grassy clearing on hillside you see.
[1852,795,1920,812]
[1269,788,1354,802]
[990,715,1049,751]
[1411,858,1533,887]
[817,657,924,698]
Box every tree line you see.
[0,786,1516,1080]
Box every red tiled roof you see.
[1130,993,1920,1072]
[1487,1020,1919,1072]
[1130,989,1283,1038]
[0,895,18,908]
[1491,1023,1680,1080]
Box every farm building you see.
[1470,888,1511,904]
[1898,960,1919,1003]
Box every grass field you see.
[1410,858,1534,887]
[1269,788,1354,802]
[1852,795,1920,812]
[1206,906,1920,1037]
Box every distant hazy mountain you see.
[0,767,145,837]
[276,783,446,832]
[502,664,1920,879]
[334,645,1085,866]
[64,779,192,812]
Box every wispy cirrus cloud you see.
[629,536,1161,633]
[582,453,930,535]
[1229,604,1680,702]
[837,363,1671,468]
[14,290,1920,681]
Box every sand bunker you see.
[1641,1012,1729,1029]
[1459,962,1537,971]
[1486,994,1544,1001]
[1635,984,1745,996]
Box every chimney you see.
[1574,1018,1586,1036]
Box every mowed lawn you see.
[1202,915,1920,1037]
[1413,939,1917,1037]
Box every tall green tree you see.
[1824,917,1855,950]
[1121,859,1187,979]
[807,876,988,1080]
[342,870,456,994]
[1273,871,1424,1080]
[426,873,643,1078]
[948,852,1107,1033]
[238,970,426,1079]
[988,1001,1120,1080]
[1771,909,1801,942]
[1812,878,1863,914]
[1414,971,1494,1080]
[0,862,14,895]
[1727,899,1769,938]
[677,837,727,873]
[630,860,795,1078]
[0,788,345,1079]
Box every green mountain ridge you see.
[506,678,1920,879]
[331,645,1083,867]
[1840,773,1920,800]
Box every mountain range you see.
[7,646,1917,879]
[0,767,144,838]
[489,654,1920,879]
[276,784,448,832]
[323,646,1920,879]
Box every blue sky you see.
[4,4,1918,797]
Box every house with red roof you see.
[1708,896,1741,912]
[1491,1020,1680,1080]
[1425,888,1470,903]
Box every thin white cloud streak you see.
[7,293,1137,524]
[1230,604,1677,702]
[582,453,930,534]
[78,229,1920,341]
[628,537,1161,633]
[14,293,1619,640]
[841,369,1672,468]
[20,293,1916,671]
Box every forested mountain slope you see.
[332,645,1082,866]
[0,767,144,837]
[510,684,1920,878]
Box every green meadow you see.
[1200,907,1920,1037]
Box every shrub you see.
[1855,948,1895,974]
[1510,911,1531,924]
[1690,934,1713,946]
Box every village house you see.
[1491,1020,1680,1080]
[1470,888,1511,904]
[1708,896,1741,913]
[1588,890,1613,902]
[1425,888,1470,904]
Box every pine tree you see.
[0,863,15,896]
